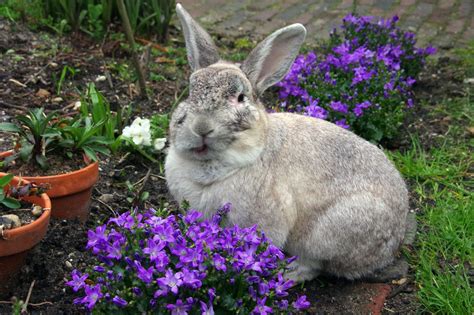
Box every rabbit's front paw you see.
[284,261,319,283]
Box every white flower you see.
[122,117,152,146]
[95,75,107,82]
[73,101,82,110]
[154,138,166,150]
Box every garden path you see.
[180,0,473,51]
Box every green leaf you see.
[35,154,48,169]
[2,197,21,209]
[0,174,14,188]
[0,122,20,133]
[82,146,98,161]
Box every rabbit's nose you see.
[192,120,214,138]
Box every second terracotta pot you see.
[0,151,99,222]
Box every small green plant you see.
[0,174,21,209]
[79,83,132,152]
[58,117,111,161]
[0,108,60,169]
[55,65,76,95]
[0,107,110,170]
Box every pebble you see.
[0,214,21,229]
[52,97,63,103]
[99,194,114,203]
[31,205,43,217]
[65,261,73,269]
[463,78,474,84]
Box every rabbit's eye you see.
[177,114,186,125]
[237,93,245,103]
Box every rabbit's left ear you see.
[241,24,306,96]
[176,4,220,72]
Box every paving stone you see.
[438,0,457,10]
[374,0,395,11]
[413,3,435,17]
[445,19,466,34]
[400,0,416,6]
[458,1,472,18]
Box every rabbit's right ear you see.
[241,24,306,96]
[176,4,220,72]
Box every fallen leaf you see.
[467,126,474,135]
[36,88,50,98]
[392,277,407,285]
[155,57,175,64]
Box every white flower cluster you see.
[122,117,166,150]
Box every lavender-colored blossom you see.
[134,261,155,284]
[335,119,350,129]
[329,101,349,113]
[157,269,183,295]
[166,299,190,315]
[305,104,328,119]
[66,270,88,292]
[252,297,273,315]
[112,295,128,307]
[81,284,103,310]
[293,295,311,310]
[200,301,215,315]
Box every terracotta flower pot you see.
[0,151,99,222]
[0,173,51,293]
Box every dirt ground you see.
[0,16,470,314]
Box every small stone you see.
[73,101,81,110]
[99,194,114,203]
[65,261,73,269]
[49,62,58,68]
[0,214,21,229]
[464,78,474,84]
[31,205,43,217]
[95,75,107,82]
[52,97,63,103]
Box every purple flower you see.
[66,269,88,292]
[112,295,128,307]
[252,297,273,315]
[157,269,183,295]
[143,239,166,262]
[181,268,202,289]
[200,301,215,315]
[86,225,107,253]
[293,295,310,310]
[329,101,349,114]
[105,241,123,260]
[272,273,294,298]
[212,253,227,271]
[134,261,155,284]
[166,299,190,315]
[353,101,371,117]
[305,104,327,119]
[184,210,203,224]
[335,119,350,129]
[81,284,103,310]
[352,66,374,84]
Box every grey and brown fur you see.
[165,3,409,282]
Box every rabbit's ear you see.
[176,4,220,72]
[241,24,306,95]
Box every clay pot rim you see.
[0,173,51,240]
[0,150,98,181]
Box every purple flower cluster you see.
[276,13,436,142]
[67,205,310,314]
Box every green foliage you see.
[54,65,76,95]
[0,107,111,170]
[0,174,21,209]
[58,117,111,161]
[388,96,474,314]
[79,83,132,152]
[0,108,60,169]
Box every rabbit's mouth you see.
[192,144,209,155]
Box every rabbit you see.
[165,3,409,282]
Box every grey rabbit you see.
[165,3,409,282]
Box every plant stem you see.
[116,0,148,99]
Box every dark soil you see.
[1,153,88,177]
[0,16,469,315]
